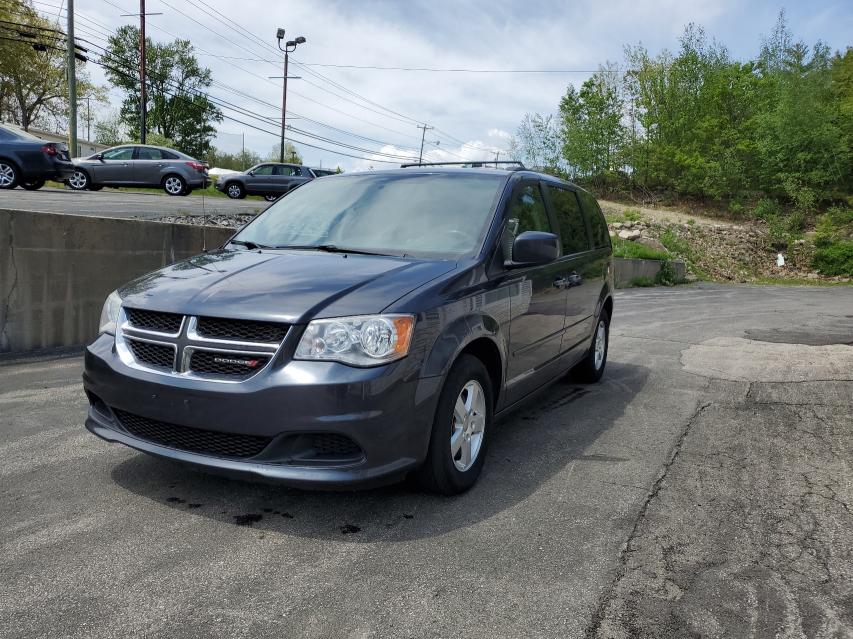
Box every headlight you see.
[295,314,415,366]
[99,290,123,335]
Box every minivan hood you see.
[119,249,456,323]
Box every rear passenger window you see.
[548,186,590,255]
[275,165,295,176]
[577,190,610,249]
[502,182,551,261]
[137,148,163,160]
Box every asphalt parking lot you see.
[1,284,851,638]
[0,187,266,219]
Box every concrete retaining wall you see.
[613,257,686,288]
[0,210,232,355]
[0,209,688,355]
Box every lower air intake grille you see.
[312,434,362,458]
[113,409,272,458]
[128,339,175,370]
[125,308,183,334]
[189,350,271,378]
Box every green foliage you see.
[559,63,625,179]
[660,227,690,255]
[0,0,104,131]
[655,259,680,285]
[204,147,262,171]
[812,241,853,276]
[612,236,669,260]
[622,208,642,221]
[752,198,780,220]
[264,142,302,164]
[508,113,562,171]
[516,12,852,208]
[629,276,655,287]
[103,25,222,158]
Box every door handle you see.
[156,163,165,167]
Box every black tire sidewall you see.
[22,179,45,190]
[420,354,493,494]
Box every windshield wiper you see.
[273,244,391,256]
[229,239,272,250]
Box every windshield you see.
[232,172,506,258]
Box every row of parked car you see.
[0,124,335,199]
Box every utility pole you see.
[417,124,434,164]
[66,0,77,155]
[139,0,146,143]
[494,150,501,167]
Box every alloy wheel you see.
[164,176,184,195]
[450,380,486,472]
[594,320,606,370]
[0,162,16,188]
[227,184,242,198]
[68,171,88,189]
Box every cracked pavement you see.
[1,284,851,638]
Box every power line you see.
[292,62,604,73]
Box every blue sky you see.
[57,0,853,169]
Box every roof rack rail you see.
[399,160,526,170]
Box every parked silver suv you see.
[216,162,322,201]
[68,144,209,196]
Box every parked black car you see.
[84,164,613,494]
[216,163,325,201]
[0,125,75,190]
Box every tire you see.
[181,188,193,196]
[89,185,103,191]
[416,354,493,495]
[264,194,279,202]
[225,182,245,199]
[0,160,20,189]
[21,179,45,190]
[571,308,610,383]
[163,174,186,196]
[67,169,89,190]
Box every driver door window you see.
[502,182,551,261]
[101,147,134,161]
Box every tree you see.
[0,0,102,131]
[264,142,302,164]
[204,147,262,171]
[559,63,625,180]
[508,113,562,171]
[103,25,222,158]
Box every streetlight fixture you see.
[274,28,306,163]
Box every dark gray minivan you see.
[84,163,613,494]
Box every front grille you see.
[312,434,362,457]
[188,350,271,378]
[113,409,272,458]
[125,308,183,334]
[127,339,175,369]
[196,316,288,343]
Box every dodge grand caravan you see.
[84,163,614,494]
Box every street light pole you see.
[66,0,77,155]
[275,29,306,163]
[417,124,434,164]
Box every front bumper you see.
[83,333,442,488]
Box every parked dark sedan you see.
[0,125,75,189]
[216,162,323,201]
[84,164,613,494]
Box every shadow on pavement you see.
[110,361,650,542]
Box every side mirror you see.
[247,169,255,176]
[93,153,103,161]
[505,231,560,268]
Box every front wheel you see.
[416,354,493,495]
[264,194,279,202]
[21,179,45,190]
[571,309,610,383]
[0,160,20,189]
[225,182,245,199]
[67,170,89,190]
[163,175,186,196]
